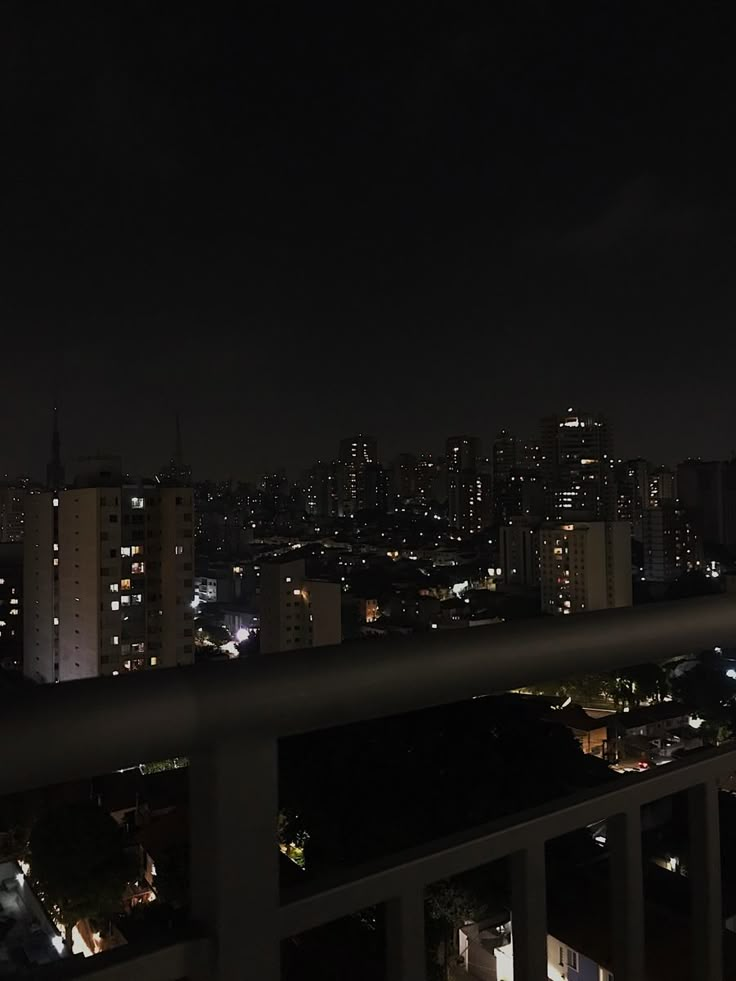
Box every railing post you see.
[608,807,644,981]
[510,842,547,981]
[386,888,427,981]
[190,737,280,981]
[688,780,723,981]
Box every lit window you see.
[53,543,59,552]
[10,599,18,606]
[120,547,131,557]
[132,642,145,653]
[111,635,119,645]
[131,545,143,556]
[132,593,143,604]
[121,579,131,591]
[293,588,301,596]
[121,595,130,606]
[131,562,145,574]
[9,609,18,616]
[53,558,59,567]
[131,497,145,509]
[111,601,120,611]
[53,617,59,626]
[109,583,119,593]
[285,576,292,583]
[53,498,59,507]
[176,546,184,556]
[150,656,158,667]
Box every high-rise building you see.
[0,543,22,668]
[259,557,341,654]
[305,462,337,518]
[648,467,676,508]
[446,436,488,534]
[614,458,650,541]
[539,520,632,615]
[643,503,702,583]
[336,435,378,517]
[0,483,25,542]
[499,519,540,588]
[391,453,419,504]
[24,458,194,683]
[541,409,613,521]
[676,460,724,547]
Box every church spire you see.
[46,403,65,491]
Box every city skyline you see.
[2,403,736,486]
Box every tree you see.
[28,802,133,949]
[427,880,486,980]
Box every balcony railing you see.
[3,593,736,980]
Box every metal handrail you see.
[2,594,735,795]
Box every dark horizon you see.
[2,4,735,480]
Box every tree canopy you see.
[29,801,133,944]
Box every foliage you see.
[29,802,134,945]
[427,880,487,980]
[140,757,189,774]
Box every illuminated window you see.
[53,558,59,567]
[176,546,184,555]
[111,601,120,611]
[150,656,158,667]
[109,583,119,593]
[10,599,18,606]
[131,545,143,556]
[53,543,59,552]
[131,497,145,509]
[121,579,131,591]
[285,576,292,583]
[132,593,143,604]
[131,562,145,574]
[53,617,59,625]
[132,642,145,653]
[111,635,119,645]
[9,609,18,616]
[121,595,130,606]
[120,547,131,557]
[53,498,59,507]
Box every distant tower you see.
[45,404,65,491]
[159,411,192,486]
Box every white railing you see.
[4,593,736,981]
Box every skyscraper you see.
[539,520,632,615]
[614,458,650,541]
[24,458,194,683]
[541,409,613,521]
[336,435,378,516]
[643,503,702,583]
[0,483,25,543]
[446,436,487,534]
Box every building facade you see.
[541,409,613,521]
[24,462,194,683]
[539,520,632,615]
[259,557,341,654]
[499,519,540,587]
[446,436,489,534]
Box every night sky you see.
[2,4,735,481]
